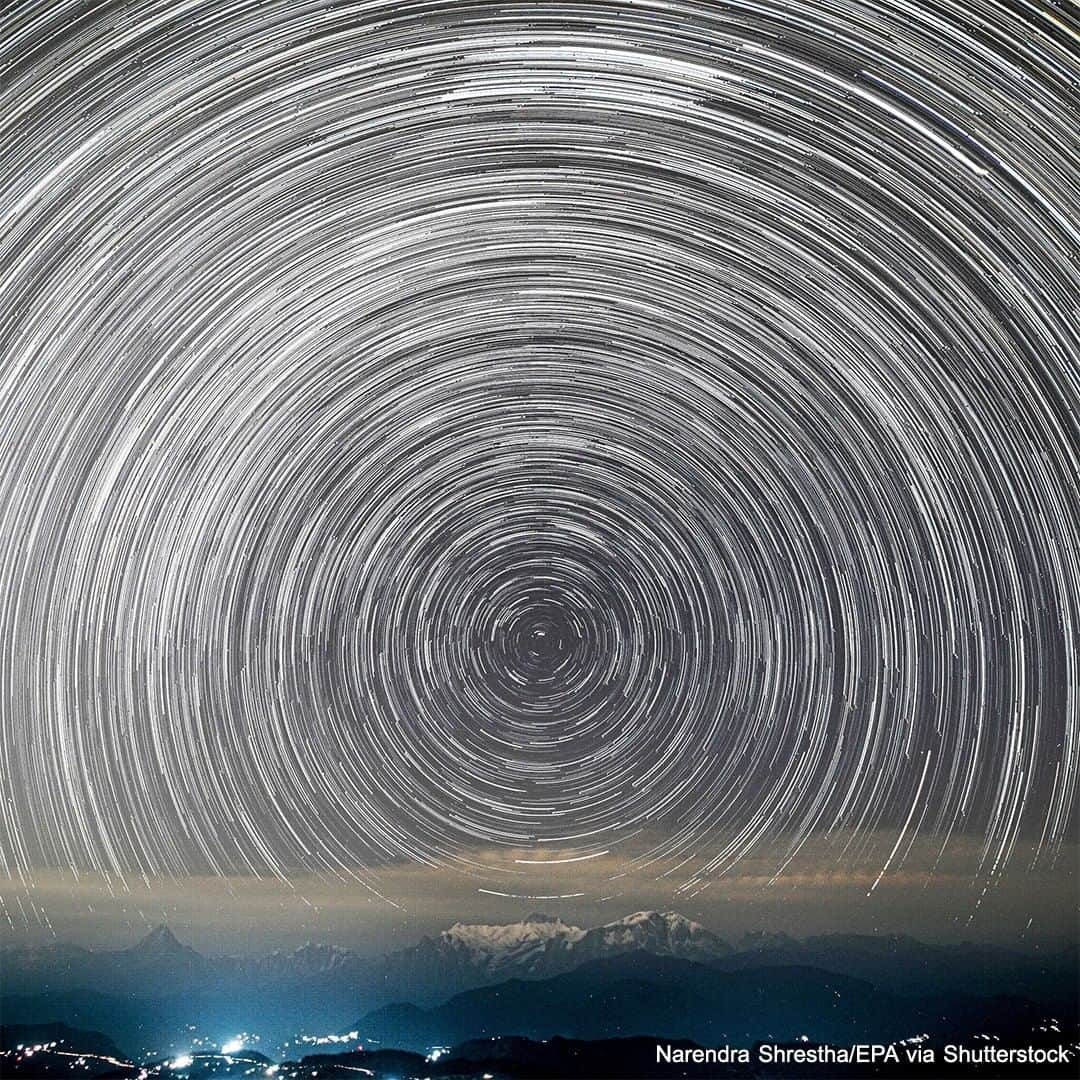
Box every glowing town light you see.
[169,1055,193,1069]
[221,1038,244,1054]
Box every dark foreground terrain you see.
[2,1026,1077,1080]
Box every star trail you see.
[0,0,1077,927]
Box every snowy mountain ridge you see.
[415,909,731,976]
[437,913,587,972]
[0,909,731,988]
[579,909,732,960]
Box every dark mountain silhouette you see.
[0,1022,132,1078]
[352,950,1074,1052]
[713,933,1078,1005]
[287,1037,751,1078]
[1,926,217,999]
[126,926,187,960]
[0,990,169,1059]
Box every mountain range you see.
[0,910,730,1002]
[353,949,1071,1051]
[2,912,1075,1058]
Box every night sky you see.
[0,0,1077,954]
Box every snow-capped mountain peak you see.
[580,910,732,960]
[129,924,185,955]
[269,941,358,975]
[124,924,209,972]
[438,914,586,972]
[410,909,732,978]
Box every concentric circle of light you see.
[0,0,1076,909]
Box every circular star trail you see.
[0,0,1077,911]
